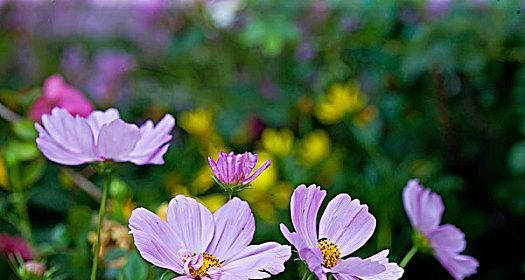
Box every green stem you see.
[400,246,418,268]
[90,175,111,280]
[302,271,312,280]
[9,162,32,243]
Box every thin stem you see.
[9,162,32,242]
[61,167,102,202]
[400,246,418,268]
[90,175,111,280]
[0,102,22,123]
[302,271,312,280]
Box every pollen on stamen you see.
[317,238,341,268]
[189,252,222,277]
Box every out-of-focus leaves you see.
[110,178,130,202]
[67,206,92,242]
[508,141,525,175]
[20,158,46,188]
[11,119,38,140]
[4,141,40,163]
[118,250,148,280]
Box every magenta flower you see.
[0,233,34,260]
[129,196,291,279]
[280,184,403,280]
[30,74,94,122]
[208,151,271,186]
[35,107,175,165]
[403,179,478,280]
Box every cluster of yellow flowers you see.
[179,108,227,156]
[315,80,377,127]
[157,86,374,223]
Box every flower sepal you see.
[211,175,252,198]
[94,161,116,176]
[412,230,433,255]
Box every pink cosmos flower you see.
[403,179,479,280]
[35,107,175,165]
[30,74,94,122]
[0,233,34,260]
[280,184,403,280]
[208,152,271,186]
[129,196,291,279]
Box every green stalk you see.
[90,175,111,280]
[302,271,312,280]
[400,245,418,268]
[9,162,32,242]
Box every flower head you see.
[280,184,403,280]
[30,74,94,122]
[35,107,175,165]
[88,50,136,105]
[208,151,271,193]
[0,233,33,260]
[22,261,47,277]
[403,179,478,280]
[129,196,291,279]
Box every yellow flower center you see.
[317,238,341,268]
[189,253,222,277]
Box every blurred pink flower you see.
[403,179,479,280]
[23,261,47,276]
[88,51,136,105]
[35,108,175,165]
[0,233,33,260]
[30,74,94,122]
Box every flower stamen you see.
[189,252,221,277]
[317,238,341,268]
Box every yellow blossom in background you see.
[241,190,277,223]
[315,81,367,125]
[299,130,330,166]
[318,152,343,185]
[0,155,9,190]
[169,184,191,197]
[253,200,276,223]
[250,151,277,191]
[122,199,136,221]
[354,105,378,127]
[205,142,229,159]
[198,193,227,212]
[192,166,215,194]
[272,182,293,209]
[180,108,214,137]
[156,202,169,221]
[261,128,294,157]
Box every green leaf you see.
[119,250,148,280]
[508,141,525,174]
[4,141,40,163]
[20,158,46,188]
[11,119,38,140]
[67,206,92,242]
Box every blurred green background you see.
[0,0,524,279]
